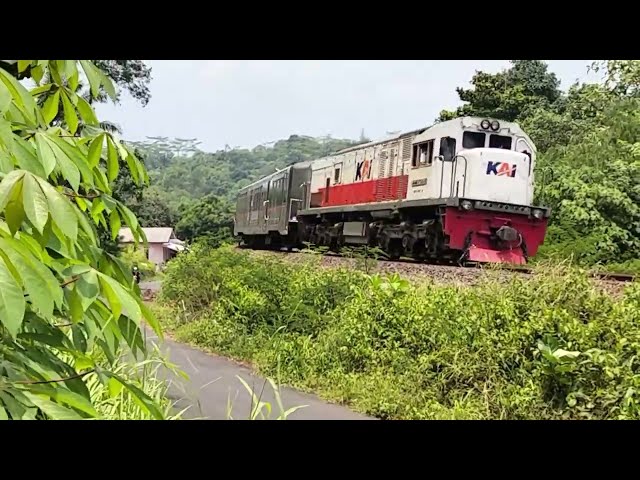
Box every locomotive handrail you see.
[438,155,446,198]
[263,200,270,220]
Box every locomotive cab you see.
[409,117,549,264]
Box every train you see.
[233,116,550,265]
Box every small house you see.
[118,227,185,266]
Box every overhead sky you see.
[95,60,599,153]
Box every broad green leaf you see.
[0,169,25,210]
[140,301,163,339]
[0,80,10,114]
[75,355,93,371]
[118,202,139,232]
[91,197,105,221]
[0,147,13,174]
[103,372,164,420]
[47,135,93,185]
[109,208,121,240]
[75,196,87,211]
[0,391,26,420]
[92,166,109,192]
[99,277,122,320]
[0,240,56,316]
[68,68,79,91]
[0,68,37,124]
[0,236,62,308]
[87,134,104,168]
[12,137,45,178]
[76,97,98,126]
[98,69,117,102]
[125,153,141,184]
[0,405,7,420]
[62,264,93,277]
[61,90,78,134]
[21,384,96,417]
[60,61,77,82]
[0,256,26,338]
[31,64,45,84]
[111,136,129,161]
[20,332,71,352]
[117,315,144,354]
[49,62,63,85]
[36,177,78,240]
[106,136,118,182]
[71,324,87,353]
[108,377,124,397]
[66,287,84,323]
[34,132,57,177]
[0,118,14,151]
[5,199,25,236]
[43,136,80,191]
[22,172,49,233]
[79,61,102,98]
[41,89,60,125]
[76,269,99,311]
[3,174,25,235]
[22,392,83,420]
[29,84,53,97]
[98,274,142,324]
[17,60,32,73]
[75,206,97,245]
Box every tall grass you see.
[157,244,640,420]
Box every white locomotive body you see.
[234,117,550,265]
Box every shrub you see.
[158,243,640,420]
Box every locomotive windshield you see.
[462,131,513,150]
[489,134,512,149]
[463,131,485,149]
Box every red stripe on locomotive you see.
[316,174,409,207]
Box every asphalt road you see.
[139,281,371,420]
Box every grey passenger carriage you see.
[233,162,311,248]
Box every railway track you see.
[238,245,637,283]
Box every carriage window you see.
[334,167,341,184]
[489,134,513,150]
[411,140,434,167]
[463,132,486,149]
[439,136,457,161]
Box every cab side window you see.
[411,139,434,168]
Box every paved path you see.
[139,282,371,420]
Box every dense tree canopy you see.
[438,60,562,122]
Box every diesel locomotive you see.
[233,116,550,265]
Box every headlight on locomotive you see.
[461,200,473,211]
[532,209,543,219]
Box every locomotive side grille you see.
[375,150,388,202]
[388,148,396,198]
[401,138,412,163]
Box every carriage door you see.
[261,185,269,233]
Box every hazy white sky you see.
[95,60,598,152]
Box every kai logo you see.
[486,161,517,177]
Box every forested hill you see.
[130,134,364,207]
[117,134,364,243]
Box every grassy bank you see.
[156,244,640,420]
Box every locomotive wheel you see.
[386,239,403,260]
